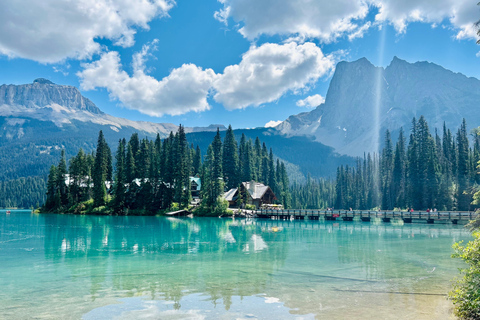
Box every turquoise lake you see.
[0,210,472,319]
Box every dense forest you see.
[42,125,291,215]
[293,117,480,211]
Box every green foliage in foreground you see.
[450,220,480,319]
[467,217,480,232]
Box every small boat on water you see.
[6,210,11,214]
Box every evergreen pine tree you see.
[381,130,394,210]
[93,131,109,207]
[268,149,277,193]
[113,139,126,213]
[211,128,224,205]
[45,165,57,211]
[222,125,239,189]
[457,119,471,210]
[68,148,89,205]
[392,128,407,208]
[193,145,201,176]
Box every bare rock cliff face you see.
[277,57,480,156]
[0,79,102,114]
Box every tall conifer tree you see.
[222,125,239,189]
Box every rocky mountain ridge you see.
[277,57,480,156]
[0,78,102,114]
[0,79,225,138]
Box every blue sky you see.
[0,0,479,129]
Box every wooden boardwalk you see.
[254,209,477,224]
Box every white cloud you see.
[79,41,333,116]
[296,94,325,108]
[214,6,231,26]
[215,0,369,42]
[78,43,218,117]
[215,0,479,42]
[348,22,372,41]
[0,0,175,63]
[373,0,478,39]
[265,120,282,128]
[213,42,334,110]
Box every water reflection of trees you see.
[43,215,289,309]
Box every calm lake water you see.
[0,210,472,319]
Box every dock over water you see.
[254,209,477,224]
[165,209,191,217]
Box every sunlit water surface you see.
[0,210,471,319]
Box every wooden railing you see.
[253,209,476,223]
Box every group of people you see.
[408,208,437,212]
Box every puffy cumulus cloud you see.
[215,0,479,42]
[0,0,175,63]
[265,120,282,128]
[213,42,334,110]
[296,94,325,108]
[78,44,218,117]
[78,41,333,116]
[373,0,478,39]
[214,0,369,42]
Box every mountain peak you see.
[0,80,103,115]
[33,78,54,85]
[337,57,374,69]
[355,57,373,65]
[278,56,480,156]
[389,56,407,65]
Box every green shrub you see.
[69,202,86,214]
[169,202,180,211]
[467,215,480,232]
[449,231,480,319]
[91,206,106,214]
[213,197,232,216]
[245,204,256,210]
[194,197,232,217]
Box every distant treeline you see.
[292,117,480,211]
[42,125,291,214]
[0,176,46,208]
